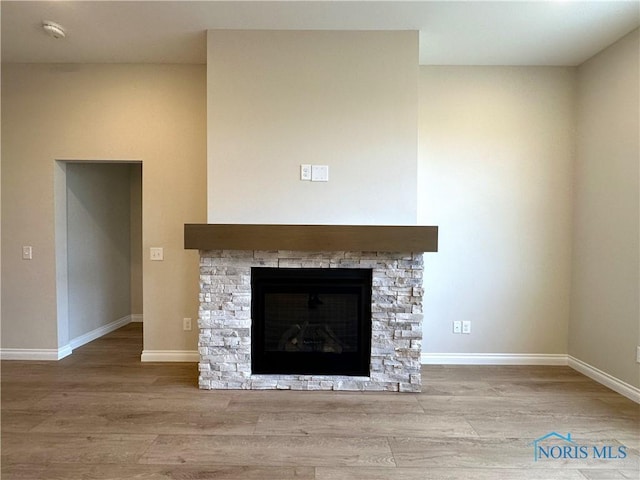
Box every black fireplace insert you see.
[251,267,372,376]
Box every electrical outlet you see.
[636,346,640,364]
[453,321,462,334]
[183,318,192,331]
[300,164,311,181]
[462,321,471,334]
[22,246,33,260]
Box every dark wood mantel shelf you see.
[184,224,438,252]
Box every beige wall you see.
[571,29,640,388]
[1,64,206,353]
[207,30,418,225]
[130,163,143,316]
[418,66,575,356]
[2,30,637,388]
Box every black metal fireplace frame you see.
[251,267,372,376]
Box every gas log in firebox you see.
[251,267,372,376]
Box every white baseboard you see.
[58,344,73,360]
[421,353,568,366]
[1,314,134,361]
[69,315,132,350]
[130,314,144,323]
[141,350,199,362]
[420,352,639,404]
[1,344,72,361]
[568,355,640,404]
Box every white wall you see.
[207,30,418,225]
[418,66,575,356]
[570,29,639,388]
[1,64,206,355]
[66,163,132,339]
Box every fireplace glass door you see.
[251,267,372,376]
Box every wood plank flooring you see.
[1,323,638,479]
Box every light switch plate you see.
[150,247,164,261]
[22,246,33,260]
[311,165,329,182]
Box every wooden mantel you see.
[184,224,438,252]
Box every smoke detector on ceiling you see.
[42,21,66,39]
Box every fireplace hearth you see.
[197,249,424,391]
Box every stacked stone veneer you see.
[198,250,423,392]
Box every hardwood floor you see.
[1,323,638,479]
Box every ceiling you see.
[2,1,639,66]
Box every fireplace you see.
[196,249,425,391]
[251,267,372,376]
[185,223,438,392]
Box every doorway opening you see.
[54,161,142,355]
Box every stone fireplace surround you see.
[185,224,438,392]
